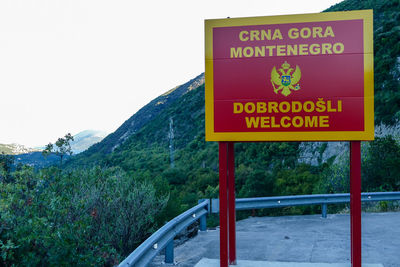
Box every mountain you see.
[0,143,40,155]
[69,73,205,166]
[7,130,107,168]
[93,73,203,154]
[70,130,107,154]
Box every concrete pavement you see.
[195,258,383,267]
[150,212,400,267]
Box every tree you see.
[363,135,400,191]
[0,152,14,182]
[42,133,74,166]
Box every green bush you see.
[0,166,167,266]
[363,136,400,191]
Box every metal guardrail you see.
[119,199,209,267]
[119,192,400,266]
[211,191,400,218]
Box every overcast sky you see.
[0,0,342,147]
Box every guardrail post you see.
[165,240,174,264]
[198,199,208,231]
[200,214,207,231]
[211,198,219,213]
[321,203,327,218]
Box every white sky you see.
[0,0,342,148]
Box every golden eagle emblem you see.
[271,61,301,97]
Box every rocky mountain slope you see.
[0,143,40,155]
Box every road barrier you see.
[119,199,209,267]
[211,191,400,218]
[119,192,400,266]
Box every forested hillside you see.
[1,0,399,266]
[69,73,205,167]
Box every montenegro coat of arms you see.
[271,61,301,97]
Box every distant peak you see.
[70,130,108,154]
[0,143,40,155]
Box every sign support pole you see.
[228,142,237,265]
[219,142,228,267]
[350,141,362,267]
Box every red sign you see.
[205,10,374,141]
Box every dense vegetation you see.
[0,161,167,266]
[1,0,400,266]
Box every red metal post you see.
[219,142,228,267]
[350,141,362,267]
[228,142,237,265]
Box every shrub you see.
[0,166,167,266]
[362,135,400,191]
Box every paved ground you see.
[195,258,383,267]
[150,212,400,267]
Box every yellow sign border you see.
[205,10,374,141]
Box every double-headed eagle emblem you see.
[271,61,301,97]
